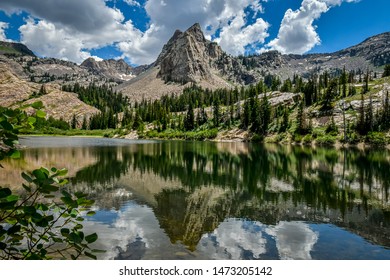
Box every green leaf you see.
[6,195,19,202]
[85,233,98,244]
[92,249,106,253]
[60,228,70,237]
[86,211,96,216]
[0,188,11,199]
[7,225,21,235]
[61,197,77,208]
[0,120,13,131]
[56,168,68,177]
[84,251,97,260]
[23,206,36,214]
[22,184,32,192]
[21,172,33,183]
[61,190,71,198]
[10,150,21,159]
[69,232,82,244]
[36,110,46,119]
[37,203,49,211]
[40,184,59,193]
[0,201,17,210]
[31,101,43,109]
[32,169,47,180]
[28,116,36,125]
[0,242,6,250]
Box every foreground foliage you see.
[0,168,99,260]
[0,104,100,259]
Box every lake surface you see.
[3,136,390,259]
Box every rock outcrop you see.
[81,58,135,81]
[156,23,224,84]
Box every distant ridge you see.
[0,41,35,57]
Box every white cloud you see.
[268,0,360,54]
[265,221,318,260]
[0,0,360,64]
[215,13,269,55]
[0,22,9,41]
[1,0,142,63]
[118,0,270,64]
[123,0,141,7]
[199,219,267,259]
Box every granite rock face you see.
[156,23,224,83]
[81,58,135,81]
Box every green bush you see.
[251,134,264,142]
[365,132,388,146]
[292,133,303,143]
[315,135,337,146]
[145,128,218,141]
[302,134,313,145]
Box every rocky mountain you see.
[0,24,389,105]
[116,23,237,102]
[156,23,224,83]
[238,32,390,81]
[0,60,99,125]
[117,25,390,102]
[0,41,35,57]
[81,58,138,82]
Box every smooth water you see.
[2,136,390,259]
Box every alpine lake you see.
[2,136,390,260]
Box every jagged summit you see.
[156,23,223,83]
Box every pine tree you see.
[279,106,289,133]
[213,97,221,128]
[340,66,347,98]
[321,79,338,111]
[382,90,390,130]
[259,92,271,135]
[383,64,390,78]
[357,92,366,135]
[365,92,373,133]
[71,114,77,129]
[82,115,88,130]
[184,103,195,131]
[296,97,307,135]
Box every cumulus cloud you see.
[0,0,360,64]
[215,13,269,55]
[266,221,318,260]
[0,22,9,41]
[0,0,144,63]
[199,219,267,259]
[0,0,270,64]
[118,0,270,64]
[268,0,360,54]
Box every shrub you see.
[0,104,101,260]
[365,132,388,146]
[302,134,313,145]
[315,135,336,146]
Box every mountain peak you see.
[155,23,223,83]
[184,23,206,43]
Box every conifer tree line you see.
[57,64,390,140]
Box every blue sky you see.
[0,0,389,65]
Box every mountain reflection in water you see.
[5,137,389,259]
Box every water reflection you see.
[5,137,390,259]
